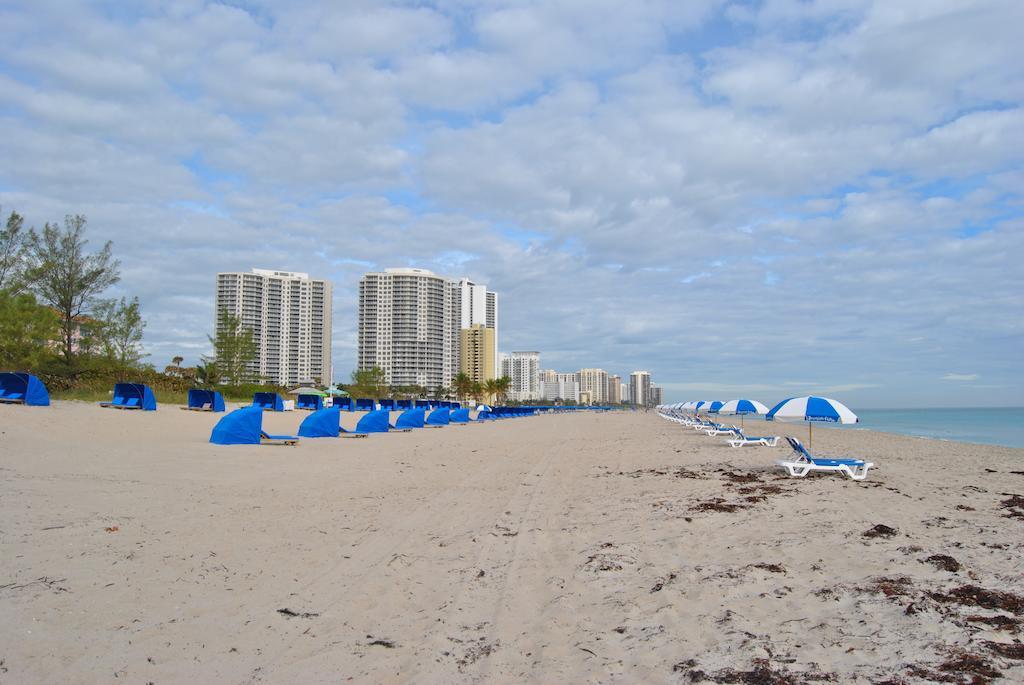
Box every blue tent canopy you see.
[333,397,354,411]
[477,410,495,420]
[414,399,430,409]
[395,399,413,410]
[342,408,390,434]
[252,392,284,411]
[450,401,462,409]
[210,406,264,444]
[0,372,50,406]
[379,398,395,410]
[298,407,341,437]
[394,407,425,429]
[297,394,323,411]
[450,407,471,423]
[187,388,224,412]
[101,382,157,411]
[355,398,376,411]
[426,407,450,426]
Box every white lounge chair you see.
[777,437,873,481]
[727,429,780,448]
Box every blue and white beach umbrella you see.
[718,399,770,426]
[766,396,858,446]
[705,400,725,414]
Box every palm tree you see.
[496,375,511,404]
[483,378,500,404]
[452,373,473,403]
[470,380,483,405]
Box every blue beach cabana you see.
[252,392,285,411]
[379,398,396,411]
[415,399,430,409]
[210,406,298,445]
[296,394,324,411]
[392,407,425,430]
[0,372,50,406]
[355,397,376,411]
[185,388,225,412]
[396,399,413,411]
[426,407,450,426]
[341,408,390,437]
[298,407,342,438]
[333,397,354,411]
[100,383,157,411]
[450,407,472,424]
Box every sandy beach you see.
[1,403,1022,684]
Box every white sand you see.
[1,402,1022,683]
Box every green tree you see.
[205,310,258,385]
[452,372,473,402]
[483,378,500,404]
[195,359,221,386]
[496,375,511,403]
[0,291,59,369]
[25,215,120,364]
[0,210,31,293]
[349,366,387,399]
[92,296,147,367]
[470,380,483,405]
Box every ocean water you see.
[849,408,1024,449]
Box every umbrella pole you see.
[809,422,813,448]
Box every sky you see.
[1,0,1022,408]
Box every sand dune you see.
[1,402,1022,683]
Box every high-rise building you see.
[357,268,454,389]
[460,324,496,388]
[540,372,579,402]
[629,371,652,406]
[452,278,499,378]
[215,268,332,386]
[650,386,664,406]
[501,351,540,400]
[578,368,608,404]
[608,375,623,403]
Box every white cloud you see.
[942,374,979,382]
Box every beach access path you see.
[1,402,1022,683]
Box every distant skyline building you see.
[215,268,332,386]
[539,370,579,403]
[453,278,499,378]
[459,324,496,387]
[608,374,623,403]
[501,351,540,401]
[357,268,454,389]
[650,385,664,406]
[357,268,500,390]
[578,368,608,404]
[629,370,652,406]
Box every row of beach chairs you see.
[657,408,874,481]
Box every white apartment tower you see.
[452,278,500,378]
[578,368,608,404]
[501,351,540,400]
[358,268,454,389]
[629,371,652,406]
[215,268,333,386]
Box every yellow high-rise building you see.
[459,324,496,390]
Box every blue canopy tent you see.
[0,372,50,406]
[395,399,413,410]
[296,394,324,411]
[333,397,354,411]
[414,399,429,409]
[450,407,472,423]
[100,382,157,411]
[450,401,462,409]
[298,407,342,438]
[185,388,224,412]
[476,409,495,420]
[379,398,396,411]
[392,407,425,430]
[426,407,450,426]
[341,408,390,437]
[355,398,376,411]
[210,406,298,445]
[252,392,285,411]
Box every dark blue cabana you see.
[333,396,354,411]
[379,398,396,411]
[211,406,298,445]
[252,392,285,411]
[450,408,471,423]
[341,408,390,435]
[415,399,430,409]
[426,407,450,426]
[355,398,376,411]
[393,407,425,429]
[298,407,341,437]
[395,399,413,410]
[101,382,157,411]
[450,401,462,409]
[186,388,224,412]
[0,372,50,406]
[477,409,495,420]
[296,394,324,411]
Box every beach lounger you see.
[704,424,741,437]
[777,437,873,480]
[727,429,780,448]
[260,430,299,446]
